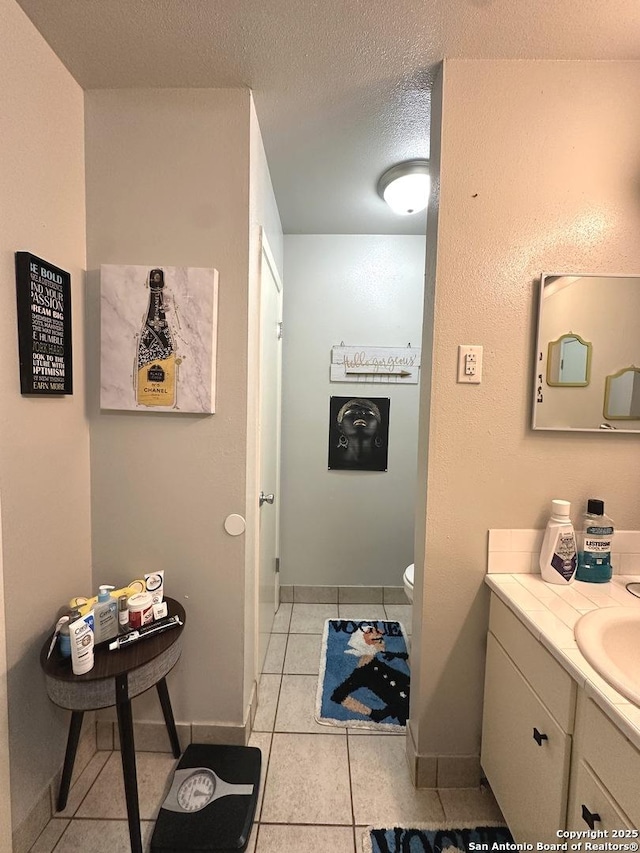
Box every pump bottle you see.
[92,585,119,644]
[539,499,578,585]
[70,612,94,675]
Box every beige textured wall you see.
[411,60,640,764]
[0,0,89,833]
[85,89,252,727]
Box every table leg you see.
[116,674,142,853]
[156,677,181,759]
[56,710,84,811]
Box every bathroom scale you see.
[150,743,261,853]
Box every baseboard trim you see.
[436,754,482,787]
[112,720,193,751]
[405,721,481,788]
[405,720,436,787]
[191,720,248,746]
[98,718,251,751]
[279,584,408,605]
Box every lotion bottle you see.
[92,585,119,644]
[70,612,94,675]
[539,499,577,585]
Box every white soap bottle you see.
[69,612,94,675]
[92,584,119,644]
[539,499,578,585]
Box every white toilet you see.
[403,563,414,602]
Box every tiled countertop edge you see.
[484,572,640,752]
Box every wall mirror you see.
[533,273,640,432]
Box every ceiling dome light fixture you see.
[377,159,430,216]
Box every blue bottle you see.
[576,499,614,583]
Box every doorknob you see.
[259,492,275,506]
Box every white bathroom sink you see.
[575,607,640,707]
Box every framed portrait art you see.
[328,396,390,471]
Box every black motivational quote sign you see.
[15,252,73,395]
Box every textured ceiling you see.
[15,0,640,235]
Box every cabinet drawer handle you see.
[533,727,548,746]
[581,804,602,830]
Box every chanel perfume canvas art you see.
[100,264,219,414]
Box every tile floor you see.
[29,599,504,853]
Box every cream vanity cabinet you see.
[482,593,640,841]
[481,596,576,842]
[566,693,640,832]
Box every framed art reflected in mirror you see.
[603,367,640,420]
[546,332,592,387]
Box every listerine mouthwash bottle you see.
[576,499,614,583]
[136,268,176,407]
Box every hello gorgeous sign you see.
[330,345,421,384]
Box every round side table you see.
[40,598,186,853]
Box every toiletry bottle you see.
[145,570,165,605]
[118,594,130,633]
[58,608,81,658]
[540,499,577,585]
[69,612,94,675]
[576,499,614,583]
[92,585,119,644]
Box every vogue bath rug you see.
[363,823,514,853]
[315,619,410,732]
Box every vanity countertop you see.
[484,572,640,751]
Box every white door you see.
[559,336,587,383]
[257,234,283,673]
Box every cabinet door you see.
[577,695,640,827]
[567,759,634,832]
[481,634,571,842]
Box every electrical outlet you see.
[457,345,483,384]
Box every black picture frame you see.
[328,396,390,471]
[15,252,73,395]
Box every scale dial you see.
[176,769,216,812]
[161,763,254,814]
